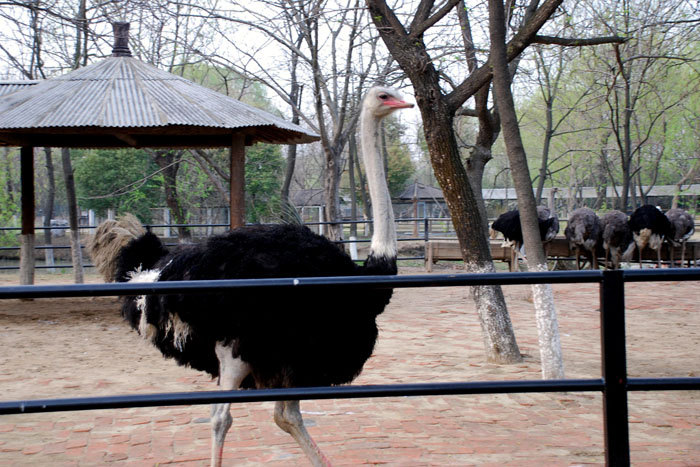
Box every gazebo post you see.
[230,133,246,229]
[19,146,35,285]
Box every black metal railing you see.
[1,268,699,465]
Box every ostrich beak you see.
[384,98,414,109]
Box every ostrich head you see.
[362,86,414,119]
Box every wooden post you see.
[19,146,35,285]
[230,133,246,229]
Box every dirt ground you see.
[0,266,698,466]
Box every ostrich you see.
[87,86,413,467]
[600,210,635,270]
[629,204,674,268]
[665,208,695,267]
[564,207,602,270]
[490,206,559,271]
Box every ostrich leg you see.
[591,249,599,270]
[575,246,581,270]
[274,400,331,466]
[211,343,251,467]
[681,241,687,267]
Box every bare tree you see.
[185,0,395,241]
[580,0,699,210]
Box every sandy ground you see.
[0,266,698,466]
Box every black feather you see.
[117,224,395,389]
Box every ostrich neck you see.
[360,110,396,259]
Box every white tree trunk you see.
[68,229,84,284]
[530,264,564,379]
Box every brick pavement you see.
[0,268,698,466]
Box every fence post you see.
[600,269,630,466]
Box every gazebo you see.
[0,22,319,284]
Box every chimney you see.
[111,22,132,57]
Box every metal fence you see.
[0,218,446,270]
[1,268,699,465]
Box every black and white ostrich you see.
[629,204,674,268]
[87,86,413,467]
[665,207,695,267]
[600,210,635,270]
[564,207,602,270]
[490,206,559,271]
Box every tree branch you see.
[533,35,627,47]
[409,0,461,39]
[447,0,564,112]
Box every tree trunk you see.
[348,134,359,238]
[367,0,522,364]
[281,81,302,203]
[60,148,84,284]
[152,151,191,240]
[466,144,493,238]
[281,144,298,203]
[42,147,55,272]
[420,96,521,364]
[322,146,344,242]
[535,97,554,203]
[489,0,563,379]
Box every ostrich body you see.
[629,204,674,268]
[665,208,695,267]
[490,206,559,271]
[564,207,602,270]
[88,86,413,467]
[600,210,634,270]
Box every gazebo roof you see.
[0,81,39,97]
[396,181,444,201]
[0,27,318,149]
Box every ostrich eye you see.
[378,94,388,100]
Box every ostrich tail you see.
[87,214,147,282]
[268,198,303,226]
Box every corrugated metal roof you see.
[0,57,318,148]
[0,81,38,97]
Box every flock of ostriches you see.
[491,204,696,270]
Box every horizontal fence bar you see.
[621,268,700,282]
[3,376,698,416]
[0,379,606,415]
[0,270,608,300]
[627,377,700,391]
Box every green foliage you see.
[0,153,19,246]
[383,117,415,196]
[387,146,415,196]
[73,149,162,222]
[245,144,285,223]
[173,63,274,111]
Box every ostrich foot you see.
[274,400,332,466]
